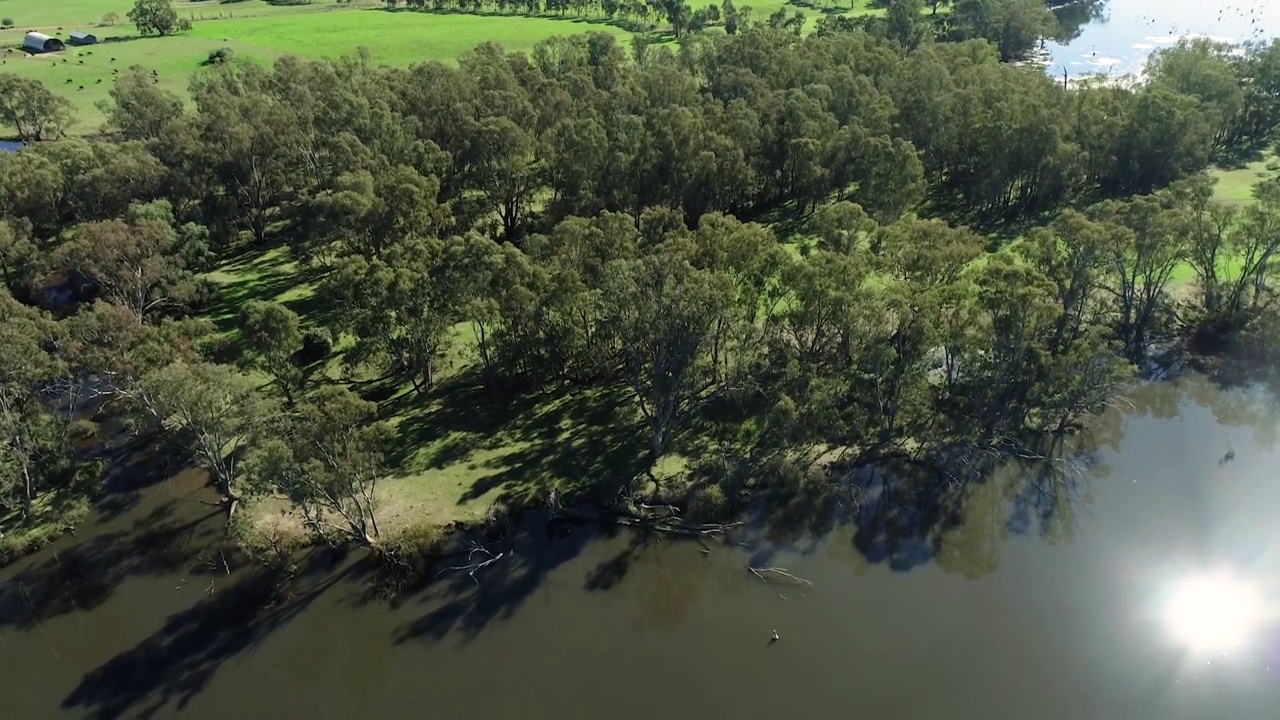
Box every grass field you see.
[0,0,889,134]
[186,9,632,62]
[1210,153,1278,206]
[0,0,355,31]
[0,10,633,132]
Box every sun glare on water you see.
[1164,572,1265,653]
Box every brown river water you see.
[3,374,1280,719]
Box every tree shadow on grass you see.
[206,243,323,333]
[60,550,367,720]
[383,373,651,510]
[1213,142,1268,170]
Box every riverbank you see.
[4,371,1279,719]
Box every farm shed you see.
[23,32,65,54]
[69,31,98,46]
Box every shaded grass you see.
[371,375,651,530]
[1209,151,1277,206]
[209,243,660,538]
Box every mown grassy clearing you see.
[1210,152,1277,206]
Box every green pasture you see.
[0,30,282,133]
[0,0,893,134]
[0,9,633,132]
[186,9,632,63]
[0,0,361,31]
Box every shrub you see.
[296,326,333,365]
[201,46,234,66]
[685,483,729,523]
[376,523,449,592]
[1,18,14,28]
[197,332,238,365]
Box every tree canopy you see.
[4,21,1280,556]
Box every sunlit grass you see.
[1210,152,1277,206]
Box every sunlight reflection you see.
[1164,572,1265,653]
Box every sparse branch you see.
[434,543,506,585]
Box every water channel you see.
[1046,0,1280,78]
[2,374,1280,718]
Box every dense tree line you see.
[2,25,1280,550]
[379,0,1070,61]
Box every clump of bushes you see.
[201,47,234,66]
[1,18,15,28]
[685,483,730,523]
[296,326,333,365]
[375,523,449,593]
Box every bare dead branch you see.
[748,566,813,586]
[434,543,506,585]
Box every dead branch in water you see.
[749,566,812,586]
[637,502,681,517]
[616,516,743,537]
[435,543,506,585]
[748,566,812,601]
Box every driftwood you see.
[748,565,813,600]
[748,566,812,586]
[551,499,742,538]
[615,516,743,537]
[435,543,505,585]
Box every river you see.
[2,374,1280,718]
[1046,0,1280,78]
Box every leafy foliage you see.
[2,22,1280,552]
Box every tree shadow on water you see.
[0,501,226,631]
[60,552,364,720]
[391,514,607,646]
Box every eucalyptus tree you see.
[134,361,276,514]
[239,301,305,405]
[247,387,391,547]
[1093,194,1187,360]
[602,241,744,459]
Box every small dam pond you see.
[1046,0,1280,77]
